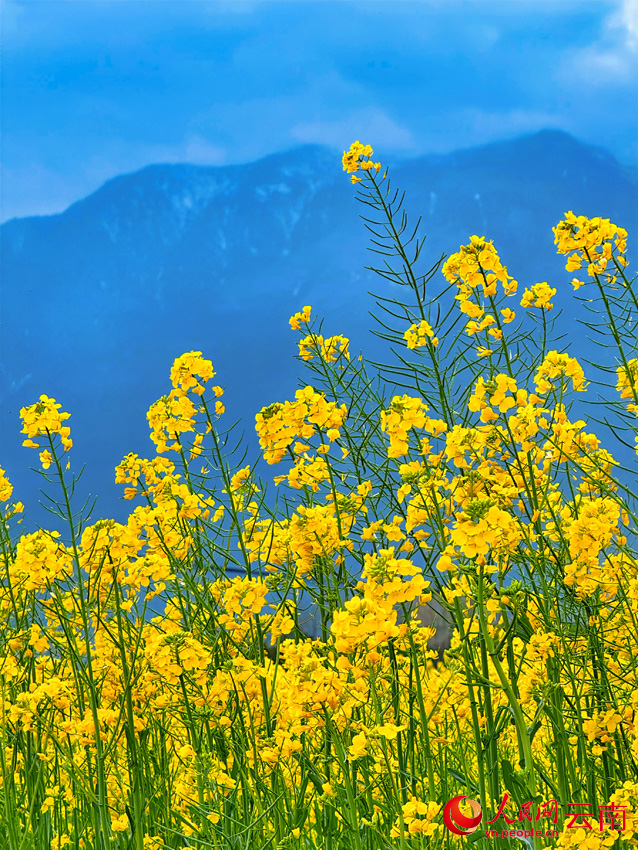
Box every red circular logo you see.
[443,796,483,835]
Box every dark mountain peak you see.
[399,129,631,183]
[470,129,628,175]
[506,128,623,170]
[61,143,338,221]
[523,127,585,147]
[246,143,337,170]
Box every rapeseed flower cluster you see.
[255,385,347,464]
[298,333,350,363]
[554,211,629,283]
[20,395,72,469]
[616,358,638,415]
[534,351,588,394]
[342,141,381,183]
[439,236,521,356]
[381,395,446,458]
[520,281,557,310]
[404,320,439,349]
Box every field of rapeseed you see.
[1,143,637,850]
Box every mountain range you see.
[1,129,636,530]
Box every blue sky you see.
[1,0,636,221]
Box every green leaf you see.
[513,613,534,644]
[447,767,479,794]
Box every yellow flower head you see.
[256,386,347,464]
[443,236,518,302]
[520,281,557,310]
[20,395,72,452]
[298,333,350,363]
[289,305,312,330]
[230,465,252,491]
[404,320,439,349]
[39,449,53,470]
[170,351,216,396]
[0,467,14,502]
[342,141,381,177]
[554,211,629,276]
[147,390,198,453]
[535,351,587,395]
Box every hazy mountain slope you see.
[1,131,636,528]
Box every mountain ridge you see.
[4,129,634,231]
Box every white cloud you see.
[181,137,227,166]
[383,107,570,158]
[610,0,638,49]
[462,107,571,141]
[557,0,637,87]
[290,108,417,153]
